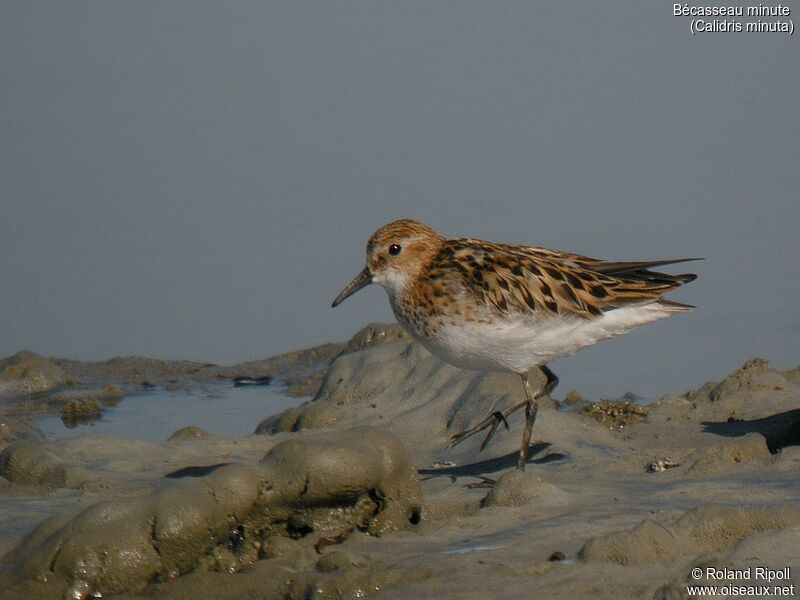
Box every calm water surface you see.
[37,385,303,442]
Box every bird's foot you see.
[448,410,510,449]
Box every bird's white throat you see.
[372,268,411,300]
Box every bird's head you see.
[332,219,444,307]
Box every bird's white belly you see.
[402,303,678,374]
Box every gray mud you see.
[0,427,421,598]
[1,324,799,598]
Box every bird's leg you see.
[448,399,527,449]
[540,364,559,396]
[516,372,538,471]
[449,365,559,451]
[517,365,558,471]
[479,411,509,451]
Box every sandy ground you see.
[0,324,798,599]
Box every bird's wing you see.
[429,240,699,319]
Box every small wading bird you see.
[332,220,699,471]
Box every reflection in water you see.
[38,385,304,442]
[61,409,103,429]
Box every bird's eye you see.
[388,244,402,256]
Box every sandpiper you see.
[332,220,698,471]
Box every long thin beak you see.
[332,267,372,307]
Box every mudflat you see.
[1,324,798,599]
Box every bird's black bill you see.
[332,268,372,307]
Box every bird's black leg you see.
[540,364,559,396]
[479,411,508,451]
[449,365,559,452]
[517,365,558,471]
[516,372,538,470]
[448,399,525,448]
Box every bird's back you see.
[393,238,699,372]
[419,238,698,321]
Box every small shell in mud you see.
[646,458,681,473]
[429,460,457,468]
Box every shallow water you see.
[36,384,303,442]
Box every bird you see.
[332,219,699,471]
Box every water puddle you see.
[36,384,304,442]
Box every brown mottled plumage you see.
[426,239,695,317]
[333,219,699,471]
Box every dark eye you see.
[388,244,402,256]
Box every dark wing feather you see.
[587,258,703,275]
[427,240,699,319]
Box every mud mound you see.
[579,504,800,565]
[0,427,422,599]
[0,440,97,490]
[687,432,771,475]
[0,351,67,400]
[684,358,794,405]
[480,470,569,508]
